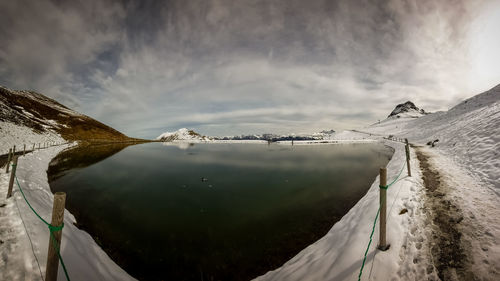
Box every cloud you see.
[0,0,125,106]
[0,0,497,138]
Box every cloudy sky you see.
[1,0,499,138]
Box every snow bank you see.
[0,146,135,281]
[256,139,429,281]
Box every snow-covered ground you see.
[0,121,64,155]
[0,125,135,281]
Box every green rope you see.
[50,230,71,281]
[358,161,407,281]
[357,207,380,281]
[15,176,51,226]
[14,175,71,281]
[387,163,406,188]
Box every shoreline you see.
[2,136,411,281]
[255,136,422,280]
[1,144,136,281]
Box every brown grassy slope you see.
[0,86,144,142]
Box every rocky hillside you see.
[0,85,135,142]
[388,101,427,118]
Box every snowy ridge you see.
[0,86,80,132]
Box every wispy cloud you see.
[1,0,498,138]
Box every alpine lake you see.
[48,142,393,281]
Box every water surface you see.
[49,142,392,280]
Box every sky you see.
[1,0,499,138]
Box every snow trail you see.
[416,147,475,280]
[416,147,500,280]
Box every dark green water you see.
[48,142,392,281]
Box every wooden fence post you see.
[378,167,389,251]
[45,192,66,281]
[13,145,16,155]
[5,148,12,173]
[23,144,26,156]
[405,139,411,177]
[7,156,18,198]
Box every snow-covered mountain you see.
[156,128,211,142]
[388,101,427,118]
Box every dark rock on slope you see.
[388,101,427,118]
[0,85,138,142]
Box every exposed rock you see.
[388,101,428,118]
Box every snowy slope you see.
[0,121,64,155]
[366,84,500,191]
[0,85,130,142]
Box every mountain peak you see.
[156,128,209,142]
[388,101,427,118]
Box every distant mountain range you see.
[156,128,337,142]
[156,101,431,142]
